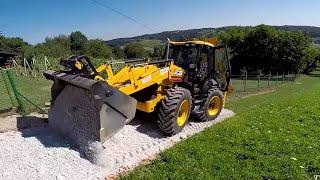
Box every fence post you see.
[32,57,37,78]
[242,72,246,92]
[245,70,247,92]
[241,69,246,92]
[246,70,248,90]
[268,71,271,87]
[6,69,25,114]
[257,70,261,90]
[276,72,278,86]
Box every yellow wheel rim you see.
[207,96,221,116]
[176,100,190,127]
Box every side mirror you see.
[189,63,196,69]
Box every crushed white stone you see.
[0,109,234,179]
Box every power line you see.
[90,0,155,31]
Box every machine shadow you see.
[128,111,166,139]
[16,116,48,129]
[17,116,78,151]
[129,110,198,139]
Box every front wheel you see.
[193,89,223,122]
[157,87,192,135]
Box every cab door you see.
[213,45,231,92]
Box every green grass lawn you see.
[14,75,52,113]
[120,73,320,179]
[137,39,163,51]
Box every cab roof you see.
[169,40,215,47]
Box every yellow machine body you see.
[94,61,185,113]
[44,40,232,142]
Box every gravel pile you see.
[0,128,105,180]
[0,109,234,179]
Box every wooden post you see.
[245,70,247,92]
[276,72,278,86]
[44,56,52,71]
[23,58,32,77]
[242,71,246,92]
[11,58,22,76]
[268,71,271,87]
[258,70,261,90]
[31,57,37,78]
[23,58,27,76]
[242,71,245,92]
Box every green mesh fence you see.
[0,68,51,115]
[0,69,16,112]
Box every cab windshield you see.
[166,44,198,70]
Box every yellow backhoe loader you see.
[44,40,232,146]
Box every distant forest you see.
[106,25,320,74]
[106,25,320,46]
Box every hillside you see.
[106,25,320,47]
[106,27,229,46]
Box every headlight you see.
[173,70,183,76]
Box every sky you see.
[1,0,319,44]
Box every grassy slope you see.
[121,74,320,179]
[14,76,52,112]
[137,39,163,52]
[0,72,52,113]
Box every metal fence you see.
[231,70,298,93]
[0,66,299,116]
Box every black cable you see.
[90,0,155,31]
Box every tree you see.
[219,25,313,73]
[112,46,125,59]
[219,27,248,55]
[85,39,112,58]
[41,35,71,58]
[5,37,29,53]
[151,45,164,58]
[301,46,320,73]
[0,35,7,51]
[70,31,88,54]
[0,36,32,59]
[124,43,148,58]
[241,25,279,72]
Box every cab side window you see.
[214,48,228,89]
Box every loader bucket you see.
[44,70,137,144]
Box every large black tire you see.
[157,87,192,135]
[193,89,224,122]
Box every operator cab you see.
[164,40,231,92]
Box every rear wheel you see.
[157,87,192,135]
[193,89,223,122]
